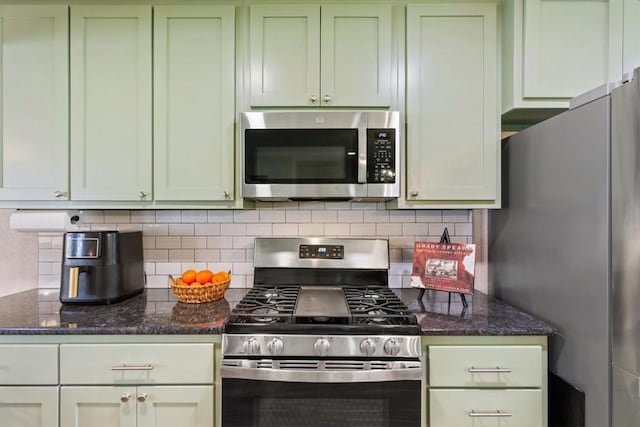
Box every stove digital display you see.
[299,244,344,259]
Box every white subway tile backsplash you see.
[246,224,272,236]
[389,210,416,222]
[207,236,234,249]
[195,249,221,262]
[169,249,194,262]
[104,210,130,224]
[131,210,156,223]
[181,236,207,249]
[117,224,143,232]
[220,249,246,262]
[416,210,443,222]
[376,223,402,236]
[285,210,311,223]
[221,223,246,236]
[169,224,194,236]
[143,224,169,236]
[299,223,324,236]
[312,211,337,223]
[194,223,221,236]
[337,210,363,223]
[144,249,169,262]
[364,210,389,223]
[207,210,234,223]
[38,207,473,289]
[156,210,182,223]
[273,223,299,236]
[156,237,181,249]
[402,223,428,236]
[181,210,208,223]
[324,223,350,236]
[454,222,472,236]
[443,210,471,222]
[350,223,376,236]
[233,236,255,249]
[260,210,286,223]
[234,210,260,223]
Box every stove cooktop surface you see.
[224,285,420,335]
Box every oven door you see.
[221,359,422,427]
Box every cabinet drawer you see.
[60,343,214,385]
[0,344,58,384]
[430,389,542,427]
[429,345,542,387]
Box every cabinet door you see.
[0,387,58,427]
[406,3,498,201]
[0,6,68,201]
[523,0,619,98]
[154,6,235,202]
[60,386,137,427]
[250,4,320,107]
[624,0,640,74]
[70,6,152,201]
[137,386,214,427]
[320,5,392,107]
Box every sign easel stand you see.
[417,228,469,308]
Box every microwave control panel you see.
[367,129,396,183]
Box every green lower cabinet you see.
[0,387,58,427]
[60,385,214,427]
[430,389,542,427]
[423,336,548,427]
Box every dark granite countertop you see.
[0,287,555,336]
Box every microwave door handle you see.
[358,126,367,183]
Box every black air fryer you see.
[60,231,144,304]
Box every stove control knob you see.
[360,338,376,356]
[383,339,401,356]
[267,338,284,355]
[314,338,331,357]
[243,337,261,355]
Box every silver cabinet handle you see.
[468,409,512,418]
[137,393,148,403]
[409,191,419,197]
[54,190,66,198]
[323,94,331,103]
[468,366,513,373]
[111,364,154,371]
[120,393,131,403]
[310,95,318,103]
[138,191,148,199]
[223,190,230,199]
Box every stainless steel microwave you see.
[241,111,400,201]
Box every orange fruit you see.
[195,269,214,284]
[213,271,230,283]
[181,269,197,285]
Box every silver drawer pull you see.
[469,409,512,418]
[111,364,154,371]
[468,366,512,373]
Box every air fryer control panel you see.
[367,129,396,183]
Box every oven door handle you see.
[221,365,423,383]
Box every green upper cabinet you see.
[249,4,392,107]
[502,0,623,119]
[402,2,499,208]
[624,0,640,74]
[153,5,235,202]
[70,6,152,202]
[0,6,68,202]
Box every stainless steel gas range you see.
[221,237,422,427]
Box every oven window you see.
[244,129,359,184]
[222,379,421,427]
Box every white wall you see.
[0,209,38,297]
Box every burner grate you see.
[229,286,299,324]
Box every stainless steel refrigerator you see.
[490,68,640,427]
